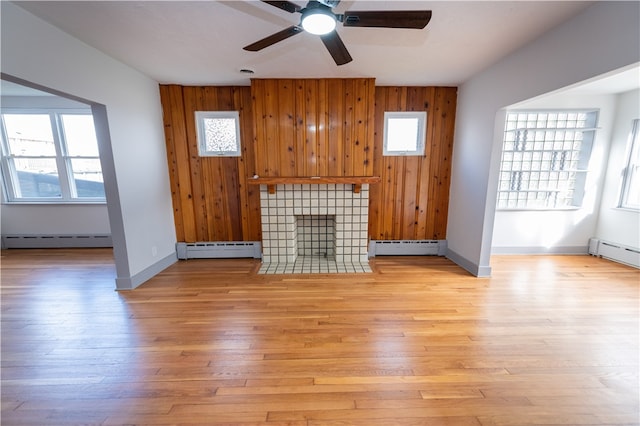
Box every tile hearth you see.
[258,256,372,274]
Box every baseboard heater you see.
[1,234,112,249]
[176,242,262,260]
[588,238,640,269]
[368,240,447,257]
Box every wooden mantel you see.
[248,176,381,194]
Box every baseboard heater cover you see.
[588,238,640,269]
[368,240,447,257]
[176,242,262,259]
[1,234,112,248]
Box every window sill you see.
[612,206,640,213]
[2,201,107,206]
[496,207,582,212]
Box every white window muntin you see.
[195,111,241,157]
[383,111,427,156]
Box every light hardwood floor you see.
[1,249,638,425]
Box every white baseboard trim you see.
[491,246,589,255]
[115,252,177,291]
[445,248,491,278]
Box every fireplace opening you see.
[296,215,336,260]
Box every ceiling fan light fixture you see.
[301,9,336,35]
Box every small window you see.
[383,111,426,156]
[497,110,598,210]
[619,119,640,210]
[195,111,241,157]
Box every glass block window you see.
[195,111,241,157]
[619,119,640,210]
[383,111,427,156]
[497,110,598,210]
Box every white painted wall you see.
[595,89,640,248]
[491,93,617,253]
[1,2,177,288]
[447,2,640,276]
[1,205,111,235]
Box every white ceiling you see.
[13,0,602,87]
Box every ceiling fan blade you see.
[243,26,304,51]
[341,10,432,29]
[262,0,302,14]
[319,31,352,66]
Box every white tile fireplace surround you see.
[258,183,371,274]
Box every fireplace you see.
[257,183,371,274]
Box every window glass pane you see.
[203,117,238,152]
[621,119,640,209]
[14,158,61,198]
[383,112,426,156]
[4,114,56,156]
[61,114,99,156]
[195,111,241,157]
[624,165,640,208]
[69,158,105,198]
[387,118,419,152]
[497,109,597,209]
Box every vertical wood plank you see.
[294,80,306,177]
[432,87,457,239]
[415,87,436,240]
[182,86,209,241]
[236,86,261,241]
[159,85,190,242]
[305,79,318,176]
[351,79,368,176]
[278,79,296,176]
[201,86,221,240]
[252,80,270,176]
[368,86,385,239]
[264,80,281,176]
[316,79,329,176]
[343,79,355,176]
[363,78,376,177]
[327,79,343,176]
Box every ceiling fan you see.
[243,0,432,66]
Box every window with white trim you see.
[195,111,241,157]
[497,110,598,210]
[619,118,640,210]
[383,111,426,156]
[0,110,105,202]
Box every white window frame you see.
[383,111,427,156]
[195,111,242,157]
[619,118,640,210]
[0,109,105,204]
[497,109,598,210]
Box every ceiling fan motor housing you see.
[316,0,341,8]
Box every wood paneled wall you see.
[369,87,457,240]
[160,85,261,242]
[251,78,375,177]
[160,82,456,243]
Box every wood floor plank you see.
[1,249,638,425]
